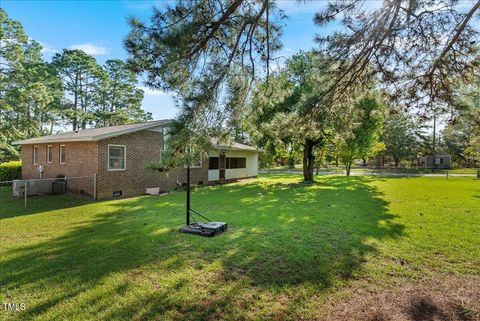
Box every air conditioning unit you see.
[12,179,53,197]
[12,180,27,197]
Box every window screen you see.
[47,145,52,163]
[109,145,125,170]
[33,146,38,164]
[209,157,219,169]
[226,157,246,169]
[60,145,66,164]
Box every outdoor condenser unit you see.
[12,179,53,197]
[12,180,27,197]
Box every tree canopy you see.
[0,8,151,162]
[125,0,283,136]
[125,0,480,134]
[336,96,384,176]
[314,0,480,114]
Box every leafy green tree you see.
[0,8,152,162]
[125,0,284,141]
[123,0,480,140]
[440,65,480,166]
[337,96,384,176]
[0,8,64,160]
[315,0,480,113]
[94,59,150,127]
[250,51,337,182]
[52,49,105,130]
[381,111,421,167]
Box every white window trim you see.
[47,145,52,163]
[33,145,38,165]
[59,144,66,164]
[108,144,126,171]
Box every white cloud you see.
[39,42,57,54]
[68,42,109,55]
[138,86,168,96]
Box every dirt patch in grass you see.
[324,275,480,321]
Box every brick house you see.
[13,120,259,199]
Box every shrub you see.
[0,161,22,182]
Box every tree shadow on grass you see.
[0,186,93,219]
[1,175,404,320]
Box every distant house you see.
[13,120,259,199]
[420,150,451,169]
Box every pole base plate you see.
[179,222,228,237]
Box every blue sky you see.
[3,0,339,120]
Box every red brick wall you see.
[96,130,208,199]
[20,142,98,196]
[20,130,209,200]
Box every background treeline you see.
[123,0,480,181]
[0,9,152,162]
[242,51,480,174]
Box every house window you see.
[209,157,219,170]
[108,145,126,170]
[162,126,170,152]
[435,157,442,165]
[226,157,246,169]
[60,145,66,164]
[47,145,52,163]
[161,126,171,160]
[33,146,38,165]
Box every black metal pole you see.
[186,165,190,225]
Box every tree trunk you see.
[302,140,315,182]
[26,103,31,136]
[73,75,78,131]
[346,162,351,176]
[345,157,352,176]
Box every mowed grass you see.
[0,175,479,321]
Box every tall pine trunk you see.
[73,75,78,131]
[302,139,315,182]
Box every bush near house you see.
[0,161,22,181]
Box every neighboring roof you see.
[433,150,450,157]
[12,120,174,145]
[211,140,259,152]
[424,149,451,157]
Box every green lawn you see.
[1,175,479,320]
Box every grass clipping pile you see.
[324,275,480,321]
